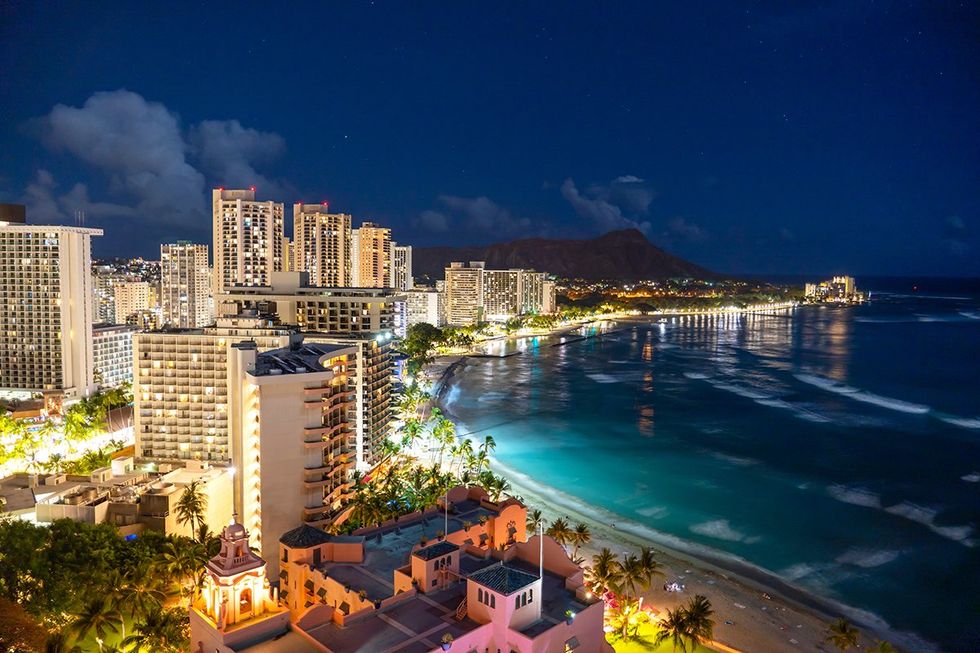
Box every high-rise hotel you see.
[212,188,284,293]
[444,262,555,325]
[161,242,213,328]
[293,203,352,287]
[353,222,391,288]
[0,213,101,402]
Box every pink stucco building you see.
[190,486,612,653]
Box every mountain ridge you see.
[413,229,715,280]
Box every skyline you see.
[1,2,978,276]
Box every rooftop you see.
[252,341,352,376]
[279,524,335,548]
[412,541,459,561]
[468,563,539,595]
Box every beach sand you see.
[415,326,938,653]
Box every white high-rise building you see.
[212,188,284,294]
[0,223,102,401]
[92,324,137,388]
[444,263,553,325]
[405,288,444,327]
[391,244,413,291]
[228,338,358,561]
[293,204,352,287]
[161,242,213,328]
[444,261,485,326]
[114,281,151,325]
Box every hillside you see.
[413,229,715,280]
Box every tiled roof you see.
[280,524,333,548]
[468,563,538,595]
[413,541,459,560]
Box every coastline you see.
[423,318,941,653]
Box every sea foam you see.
[690,519,760,544]
[827,485,882,509]
[795,373,930,415]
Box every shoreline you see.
[423,318,941,653]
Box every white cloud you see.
[28,89,289,227]
[560,178,651,234]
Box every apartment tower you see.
[293,203,352,287]
[391,244,413,291]
[212,188,284,294]
[161,242,213,328]
[0,223,102,401]
[444,261,485,325]
[355,222,391,288]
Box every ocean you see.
[440,285,980,652]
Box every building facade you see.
[212,188,284,294]
[113,280,151,325]
[391,243,413,291]
[445,263,553,325]
[228,339,357,561]
[161,242,213,328]
[405,288,445,327]
[217,272,400,335]
[92,324,137,388]
[354,222,391,288]
[444,261,485,325]
[133,316,293,463]
[0,224,102,400]
[293,204,352,287]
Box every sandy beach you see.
[415,320,939,653]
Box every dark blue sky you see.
[1,2,977,275]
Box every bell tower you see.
[197,515,278,629]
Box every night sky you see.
[1,2,977,276]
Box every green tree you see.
[526,509,544,534]
[585,547,622,594]
[570,522,591,559]
[638,546,665,591]
[545,517,573,548]
[174,481,207,539]
[682,594,715,648]
[69,595,121,650]
[826,618,860,652]
[654,605,691,652]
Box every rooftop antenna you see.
[75,210,85,227]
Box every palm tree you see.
[682,594,714,648]
[116,564,166,629]
[123,605,181,652]
[826,618,860,652]
[654,606,690,653]
[546,517,573,548]
[526,509,544,534]
[607,598,651,644]
[69,595,121,651]
[570,522,591,559]
[479,435,496,458]
[585,547,622,594]
[638,546,665,590]
[618,553,647,601]
[175,481,207,539]
[865,642,897,653]
[485,474,510,501]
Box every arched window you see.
[240,588,253,614]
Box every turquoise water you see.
[442,294,980,652]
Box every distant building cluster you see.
[440,261,556,326]
[804,276,866,304]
